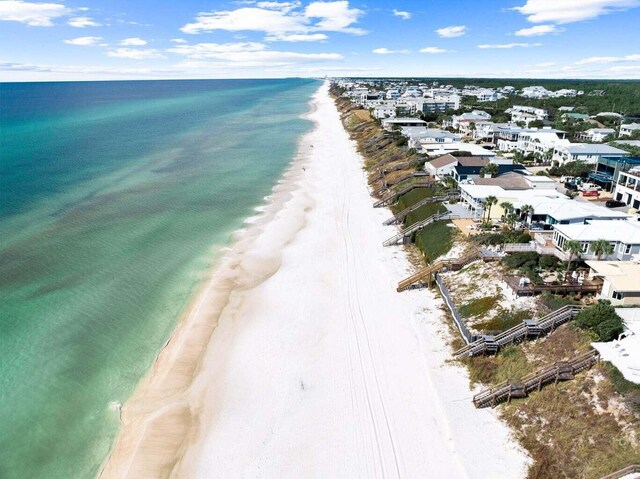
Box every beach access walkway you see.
[472,349,599,408]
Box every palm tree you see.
[484,195,498,221]
[589,239,614,260]
[499,201,514,222]
[519,204,534,224]
[563,240,583,272]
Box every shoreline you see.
[99,86,321,478]
[101,82,530,478]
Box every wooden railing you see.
[454,305,583,359]
[383,212,455,247]
[373,179,434,207]
[599,464,640,479]
[383,190,459,225]
[396,250,481,292]
[473,349,599,408]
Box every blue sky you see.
[1,0,640,81]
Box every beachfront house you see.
[416,141,496,158]
[552,219,640,261]
[405,128,461,149]
[552,143,629,166]
[382,117,427,130]
[586,261,640,306]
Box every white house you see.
[516,129,570,157]
[552,219,640,261]
[586,261,640,305]
[520,86,552,99]
[613,167,640,210]
[382,117,427,130]
[404,128,461,149]
[620,123,640,138]
[552,143,629,165]
[577,128,616,143]
[417,141,497,158]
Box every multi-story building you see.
[552,219,640,261]
[576,128,616,143]
[552,143,628,166]
[613,168,640,210]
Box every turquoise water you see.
[0,78,319,478]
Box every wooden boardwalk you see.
[382,212,456,246]
[454,305,583,359]
[373,178,434,207]
[397,249,481,292]
[504,275,602,296]
[473,349,599,408]
[383,190,459,226]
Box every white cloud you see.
[68,16,101,28]
[392,9,411,20]
[514,24,561,36]
[420,47,447,54]
[477,42,542,49]
[609,65,640,72]
[265,32,328,41]
[372,47,409,54]
[435,25,466,38]
[107,48,166,60]
[576,54,640,64]
[120,37,147,46]
[304,1,365,34]
[180,1,365,36]
[167,42,267,58]
[170,38,187,43]
[0,0,69,26]
[64,36,103,46]
[168,41,342,66]
[534,61,557,67]
[512,0,640,24]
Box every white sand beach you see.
[101,82,530,478]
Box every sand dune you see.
[101,83,529,478]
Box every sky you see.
[1,0,640,81]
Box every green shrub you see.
[502,252,540,269]
[540,292,576,310]
[575,301,624,341]
[459,295,501,318]
[414,220,454,262]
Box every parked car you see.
[582,189,600,197]
[605,200,626,208]
[564,182,578,191]
[560,176,575,183]
[579,182,601,191]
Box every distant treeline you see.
[346,77,640,117]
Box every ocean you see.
[0,78,319,479]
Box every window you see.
[612,291,624,300]
[582,243,588,253]
[625,244,632,254]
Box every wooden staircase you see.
[454,305,583,359]
[396,249,481,292]
[599,464,640,479]
[382,212,455,247]
[473,349,600,408]
[373,178,434,207]
[383,190,460,225]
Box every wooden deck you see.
[504,275,602,297]
[473,349,599,408]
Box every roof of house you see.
[520,197,629,222]
[428,154,458,168]
[554,219,640,243]
[563,143,629,155]
[472,172,530,189]
[585,261,640,292]
[621,123,640,130]
[457,156,490,167]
